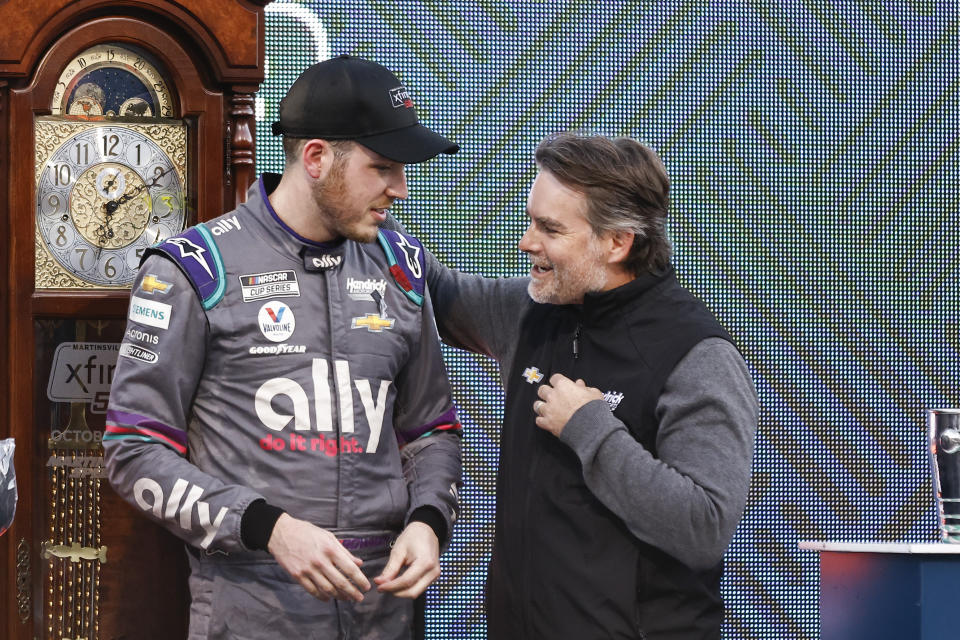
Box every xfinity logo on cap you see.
[258,301,296,342]
[389,86,413,109]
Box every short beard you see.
[310,153,380,244]
[526,243,608,305]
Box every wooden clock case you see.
[0,2,271,638]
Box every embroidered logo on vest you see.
[603,391,625,412]
[522,367,544,384]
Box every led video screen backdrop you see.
[255,2,959,637]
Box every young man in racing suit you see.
[104,55,462,640]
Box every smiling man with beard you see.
[387,132,758,639]
[105,55,463,640]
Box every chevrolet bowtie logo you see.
[522,367,544,384]
[351,314,396,333]
[140,274,172,294]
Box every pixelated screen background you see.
[254,2,959,638]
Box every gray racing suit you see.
[104,175,462,639]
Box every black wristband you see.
[409,506,447,544]
[240,499,285,551]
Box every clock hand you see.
[104,166,174,215]
[98,167,173,257]
[102,172,119,194]
[96,192,120,256]
[94,210,114,259]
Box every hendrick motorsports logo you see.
[47,342,120,413]
[603,390,625,412]
[346,277,387,302]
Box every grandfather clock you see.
[0,2,271,638]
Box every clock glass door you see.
[34,319,189,639]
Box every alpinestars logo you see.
[167,237,213,278]
[394,235,422,278]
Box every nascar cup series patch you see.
[239,270,301,302]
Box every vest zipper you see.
[572,323,581,360]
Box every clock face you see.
[51,44,174,117]
[35,118,187,287]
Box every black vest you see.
[486,267,732,640]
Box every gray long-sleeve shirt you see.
[405,241,757,570]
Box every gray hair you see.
[534,132,672,275]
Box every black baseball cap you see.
[271,55,459,164]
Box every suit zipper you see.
[325,268,343,528]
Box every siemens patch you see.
[129,296,171,330]
[239,270,301,302]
